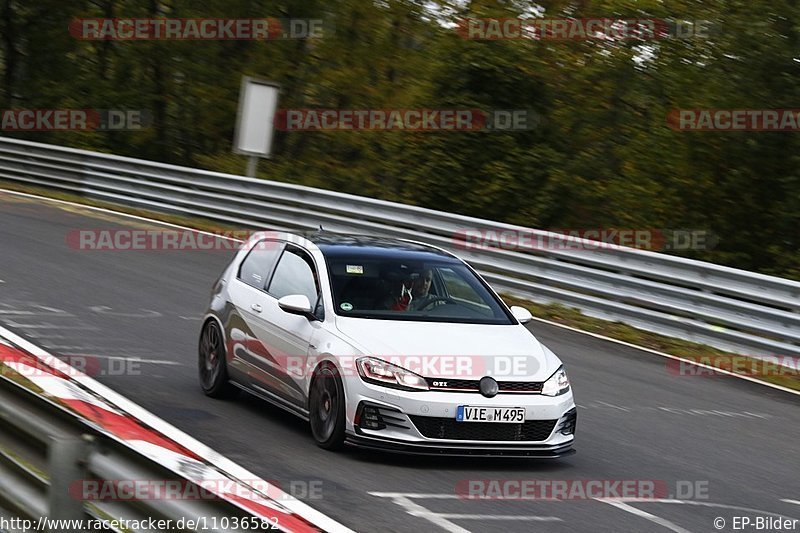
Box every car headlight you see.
[541,366,570,396]
[356,357,429,391]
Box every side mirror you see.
[278,294,314,318]
[510,305,533,325]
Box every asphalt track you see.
[0,190,798,533]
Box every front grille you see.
[425,378,543,393]
[409,416,557,441]
[427,379,477,390]
[499,381,544,393]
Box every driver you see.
[390,269,437,311]
[408,269,434,310]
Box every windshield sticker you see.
[346,265,364,274]
[340,302,354,311]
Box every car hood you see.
[333,317,561,381]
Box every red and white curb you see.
[0,324,354,533]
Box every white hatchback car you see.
[199,232,576,457]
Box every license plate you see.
[456,406,525,423]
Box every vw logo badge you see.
[479,376,499,398]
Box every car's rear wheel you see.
[309,362,346,450]
[198,320,236,398]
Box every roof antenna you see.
[318,224,324,232]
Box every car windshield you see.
[326,255,513,324]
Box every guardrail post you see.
[47,435,90,533]
[246,155,258,177]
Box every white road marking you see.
[2,322,99,330]
[0,188,246,242]
[596,499,693,533]
[34,305,68,314]
[381,495,470,533]
[434,514,560,521]
[603,498,799,519]
[369,492,562,532]
[783,500,800,507]
[578,403,771,419]
[89,306,162,318]
[41,345,94,350]
[370,493,459,499]
[62,354,182,366]
[595,401,631,412]
[0,307,70,316]
[528,316,800,398]
[18,333,75,339]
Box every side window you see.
[268,247,320,308]
[238,241,283,289]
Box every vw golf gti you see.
[199,232,576,456]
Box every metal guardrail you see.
[0,136,798,358]
[0,377,288,533]
[0,330,337,533]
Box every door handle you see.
[250,303,262,313]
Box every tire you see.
[198,320,237,399]
[308,362,346,450]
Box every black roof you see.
[307,233,458,262]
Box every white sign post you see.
[233,77,280,177]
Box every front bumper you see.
[346,432,575,457]
[344,380,576,457]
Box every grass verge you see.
[502,295,800,392]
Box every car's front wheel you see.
[198,320,236,398]
[309,362,346,450]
